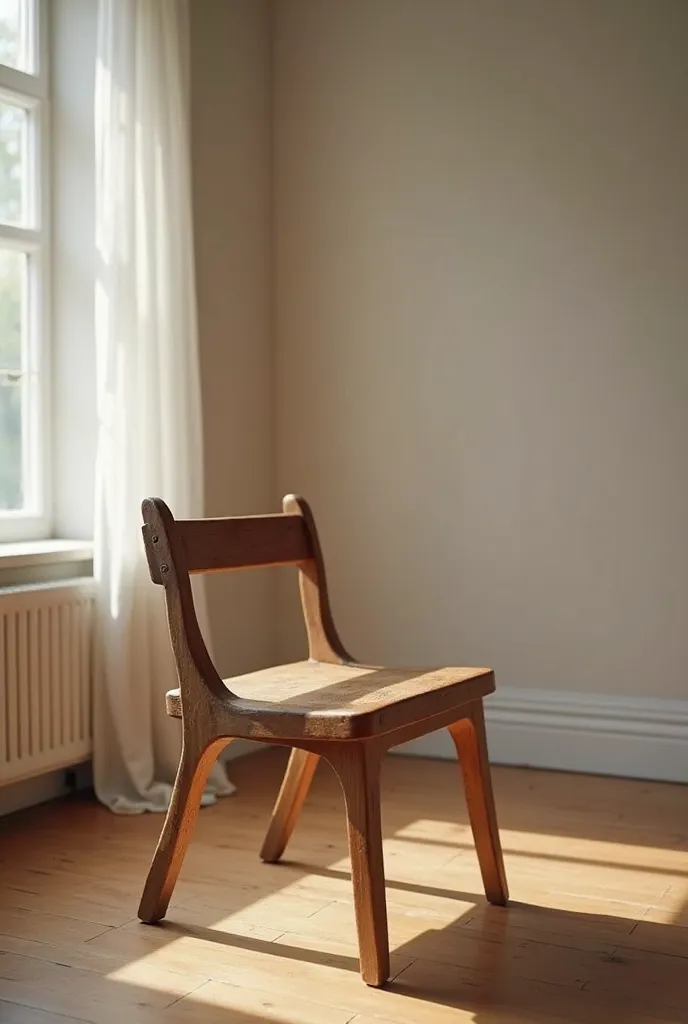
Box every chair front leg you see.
[260,747,320,863]
[448,701,509,906]
[138,735,229,924]
[328,742,390,987]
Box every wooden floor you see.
[0,750,687,1024]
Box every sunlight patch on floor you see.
[101,814,688,1021]
[394,820,688,872]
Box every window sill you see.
[0,538,93,568]
[0,539,94,587]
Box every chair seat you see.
[165,660,494,740]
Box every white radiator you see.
[0,579,94,787]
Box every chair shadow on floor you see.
[148,875,688,1023]
[2,747,687,1024]
[120,748,688,1024]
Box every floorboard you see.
[1,749,687,1023]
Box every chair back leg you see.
[328,743,390,987]
[260,748,320,863]
[449,701,509,906]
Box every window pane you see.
[0,248,26,510]
[0,100,28,226]
[0,0,32,73]
[0,368,22,509]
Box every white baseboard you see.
[0,744,258,818]
[4,692,685,817]
[0,763,92,817]
[393,688,688,784]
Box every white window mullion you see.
[0,225,40,251]
[0,64,44,101]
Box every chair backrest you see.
[141,494,352,673]
[170,512,312,575]
[141,497,313,581]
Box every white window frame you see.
[0,0,50,542]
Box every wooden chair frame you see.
[137,494,508,986]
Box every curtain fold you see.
[93,0,234,813]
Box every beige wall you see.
[273,0,688,699]
[190,0,275,676]
[53,0,688,701]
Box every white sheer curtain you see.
[93,0,234,813]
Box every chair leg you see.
[328,743,390,987]
[138,736,228,924]
[448,701,509,906]
[260,748,320,863]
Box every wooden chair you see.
[137,494,509,987]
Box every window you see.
[0,0,48,541]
